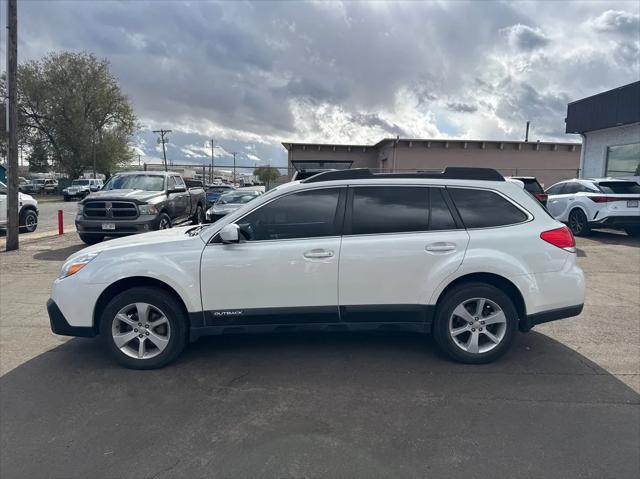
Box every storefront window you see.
[606,143,640,177]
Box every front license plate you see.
[627,200,638,208]
[101,223,116,231]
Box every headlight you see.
[77,203,83,214]
[58,252,100,279]
[138,204,158,215]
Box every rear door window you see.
[448,188,528,228]
[351,186,428,235]
[519,179,543,194]
[597,181,640,194]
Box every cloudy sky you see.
[3,0,639,168]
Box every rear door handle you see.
[426,243,456,253]
[303,249,334,259]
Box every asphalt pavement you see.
[0,231,638,479]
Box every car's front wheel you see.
[157,213,172,230]
[100,286,187,369]
[432,283,517,364]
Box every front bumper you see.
[75,214,161,236]
[47,299,96,337]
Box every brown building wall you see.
[285,139,581,187]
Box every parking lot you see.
[0,230,638,478]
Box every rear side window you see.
[352,187,428,235]
[519,179,543,194]
[546,183,565,195]
[449,188,528,228]
[597,181,640,194]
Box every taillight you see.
[534,193,548,201]
[588,196,621,203]
[540,226,576,252]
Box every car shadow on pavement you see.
[584,229,640,247]
[32,243,86,261]
[1,330,638,479]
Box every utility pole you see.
[231,151,238,185]
[92,133,96,179]
[525,121,530,142]
[153,129,171,171]
[6,0,19,251]
[210,139,215,183]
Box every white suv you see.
[47,168,585,369]
[546,178,640,236]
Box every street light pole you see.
[210,139,215,183]
[6,0,19,251]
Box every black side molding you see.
[519,304,584,332]
[47,299,96,338]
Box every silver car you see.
[205,190,261,222]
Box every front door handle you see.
[303,249,334,259]
[426,243,456,253]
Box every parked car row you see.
[63,178,103,201]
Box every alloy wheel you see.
[448,297,507,354]
[111,303,171,359]
[569,211,584,235]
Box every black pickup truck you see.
[75,171,206,244]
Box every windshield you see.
[103,174,165,191]
[207,186,233,193]
[33,179,46,185]
[217,192,258,204]
[72,179,90,186]
[597,181,640,194]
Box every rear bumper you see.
[519,304,583,332]
[590,215,640,228]
[47,299,96,337]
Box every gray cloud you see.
[7,0,639,164]
[590,10,640,36]
[446,102,478,113]
[503,24,551,50]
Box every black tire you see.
[568,209,590,236]
[63,195,70,202]
[79,233,103,245]
[192,205,205,225]
[157,213,172,230]
[432,282,517,364]
[99,286,187,369]
[19,208,38,233]
[624,226,640,237]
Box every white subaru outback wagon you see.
[48,168,585,369]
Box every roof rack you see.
[302,167,505,183]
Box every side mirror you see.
[168,186,186,194]
[219,223,240,244]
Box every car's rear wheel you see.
[432,283,517,364]
[19,209,38,233]
[568,209,590,236]
[79,233,103,245]
[100,286,187,369]
[63,195,70,202]
[192,205,205,225]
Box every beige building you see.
[283,138,581,187]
